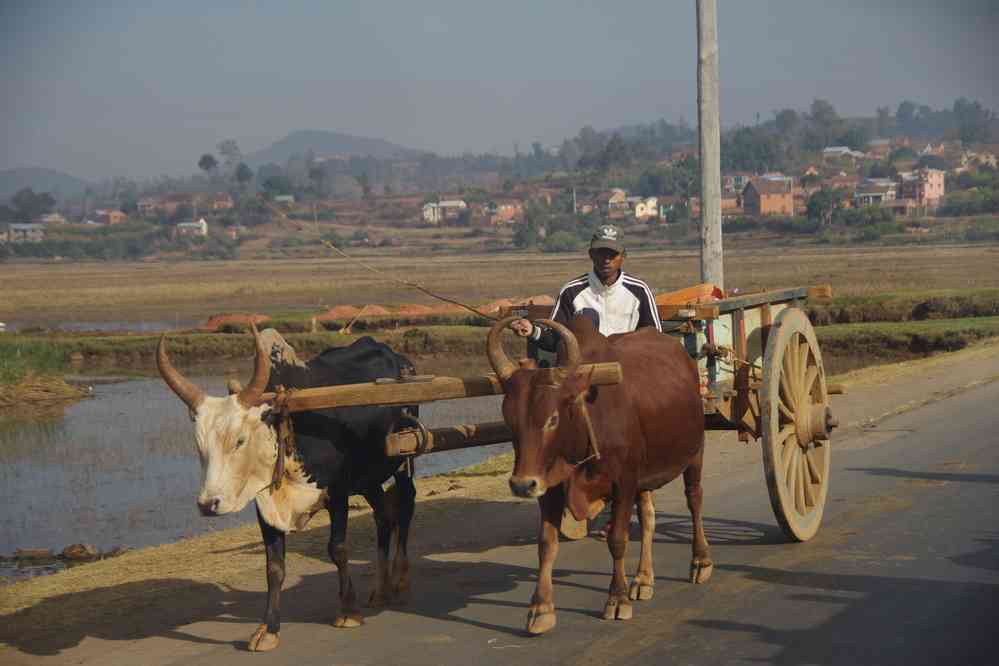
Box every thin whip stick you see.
[257,197,499,321]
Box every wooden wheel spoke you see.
[778,397,795,423]
[803,366,819,403]
[801,455,816,508]
[779,358,797,411]
[794,457,807,514]
[805,447,823,485]
[796,339,810,398]
[776,424,795,448]
[782,438,798,481]
[786,447,799,501]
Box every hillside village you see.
[2,98,998,260]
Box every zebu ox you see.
[158,325,417,651]
[487,315,712,634]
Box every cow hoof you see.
[628,581,655,601]
[247,625,280,652]
[526,606,556,635]
[690,559,714,584]
[602,599,633,621]
[333,613,363,628]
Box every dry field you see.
[2,244,998,327]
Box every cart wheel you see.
[560,510,588,540]
[760,307,833,542]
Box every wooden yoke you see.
[257,362,623,414]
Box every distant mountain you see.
[0,167,90,201]
[246,130,423,166]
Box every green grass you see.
[0,339,67,385]
[816,316,999,356]
[808,288,999,325]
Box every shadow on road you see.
[686,563,998,665]
[0,495,618,656]
[847,466,999,484]
[655,513,786,546]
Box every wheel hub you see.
[795,403,836,448]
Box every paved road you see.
[6,347,999,665]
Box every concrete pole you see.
[697,0,724,290]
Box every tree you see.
[217,139,242,179]
[953,97,995,144]
[10,188,56,221]
[235,162,254,190]
[876,106,895,137]
[261,175,293,199]
[356,173,372,200]
[198,153,218,176]
[917,155,949,170]
[835,124,871,151]
[775,108,799,135]
[896,100,917,133]
[806,187,844,226]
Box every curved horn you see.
[237,322,271,408]
[486,315,520,382]
[535,318,581,369]
[157,334,206,410]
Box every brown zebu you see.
[488,314,712,634]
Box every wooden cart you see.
[265,285,837,543]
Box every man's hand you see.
[510,318,534,337]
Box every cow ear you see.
[226,379,243,395]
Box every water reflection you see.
[0,374,507,568]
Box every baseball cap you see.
[589,224,624,253]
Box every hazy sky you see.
[3,1,997,180]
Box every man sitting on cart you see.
[510,224,662,345]
[510,223,661,538]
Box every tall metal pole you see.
[697,0,723,290]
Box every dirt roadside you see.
[2,338,999,661]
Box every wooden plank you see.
[807,284,833,299]
[262,362,623,413]
[659,303,720,321]
[715,287,809,314]
[385,421,512,456]
[503,304,719,322]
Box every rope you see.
[570,366,601,467]
[257,196,499,321]
[270,385,296,492]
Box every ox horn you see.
[486,315,521,382]
[534,318,581,370]
[157,334,206,410]
[237,322,271,408]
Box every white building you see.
[422,199,467,224]
[176,218,208,237]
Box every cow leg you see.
[362,485,394,608]
[389,471,416,602]
[248,506,283,652]
[526,484,564,635]
[684,450,714,584]
[628,490,656,601]
[603,487,635,621]
[328,493,363,627]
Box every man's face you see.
[589,247,624,283]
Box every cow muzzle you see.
[509,475,546,498]
[198,496,223,516]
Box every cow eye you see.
[235,437,246,449]
[543,412,559,431]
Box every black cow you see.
[158,326,417,651]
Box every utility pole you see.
[697,0,723,289]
